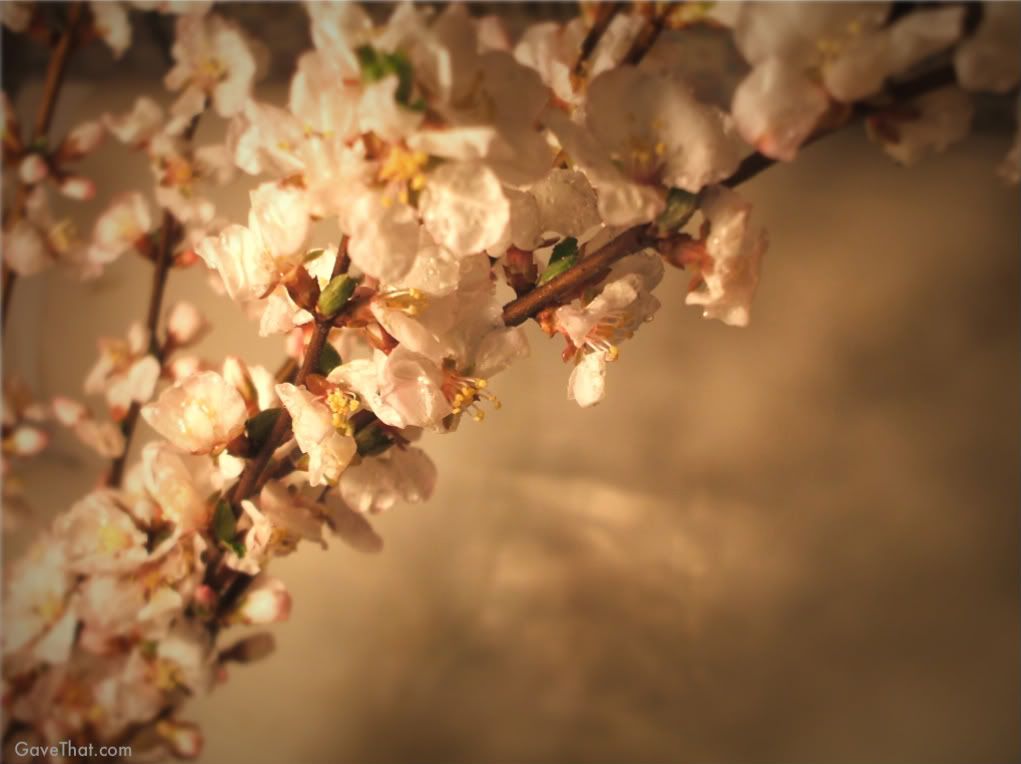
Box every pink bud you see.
[10,425,47,456]
[234,576,291,625]
[58,176,96,201]
[175,249,199,267]
[60,120,105,158]
[155,720,203,760]
[52,396,87,426]
[168,356,203,381]
[166,301,208,346]
[18,153,48,184]
[194,584,217,609]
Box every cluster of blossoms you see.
[2,2,1017,759]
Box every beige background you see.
[5,59,1020,764]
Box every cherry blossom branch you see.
[227,240,350,506]
[104,109,206,487]
[1,2,84,331]
[502,63,960,327]
[502,226,652,325]
[204,242,351,622]
[105,212,178,487]
[31,4,83,138]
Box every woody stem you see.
[2,2,84,332]
[501,63,961,327]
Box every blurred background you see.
[3,4,1019,763]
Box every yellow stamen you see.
[326,389,360,435]
[443,371,500,422]
[378,146,429,194]
[98,523,132,554]
[377,288,427,316]
[153,658,183,691]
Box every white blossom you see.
[955,2,1021,94]
[165,13,256,118]
[91,1,132,58]
[275,383,357,487]
[867,87,974,167]
[732,57,829,161]
[141,370,247,454]
[685,186,767,328]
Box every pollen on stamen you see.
[378,288,427,316]
[49,219,78,253]
[378,146,429,194]
[443,372,500,422]
[325,389,360,436]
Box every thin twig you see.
[210,242,349,621]
[227,240,348,506]
[106,212,178,487]
[502,226,651,326]
[622,4,669,66]
[574,2,624,76]
[503,64,961,326]
[32,3,82,138]
[1,2,84,332]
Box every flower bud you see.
[168,355,203,381]
[58,176,96,201]
[52,396,87,426]
[166,301,208,347]
[74,418,126,458]
[283,264,320,312]
[155,720,203,760]
[18,153,48,184]
[59,120,105,159]
[9,425,47,456]
[654,188,699,235]
[175,248,199,268]
[194,584,217,610]
[233,576,291,625]
[317,274,359,318]
[658,233,707,270]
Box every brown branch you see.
[33,3,82,139]
[503,63,963,326]
[104,107,205,487]
[106,212,178,487]
[1,2,84,333]
[227,239,349,506]
[2,269,17,329]
[502,226,652,326]
[574,2,624,76]
[208,242,349,621]
[622,5,669,66]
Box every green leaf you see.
[224,538,246,557]
[245,408,282,453]
[212,498,240,554]
[655,188,698,234]
[356,45,416,106]
[317,274,359,318]
[318,343,342,375]
[538,237,579,285]
[355,420,393,457]
[303,248,326,263]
